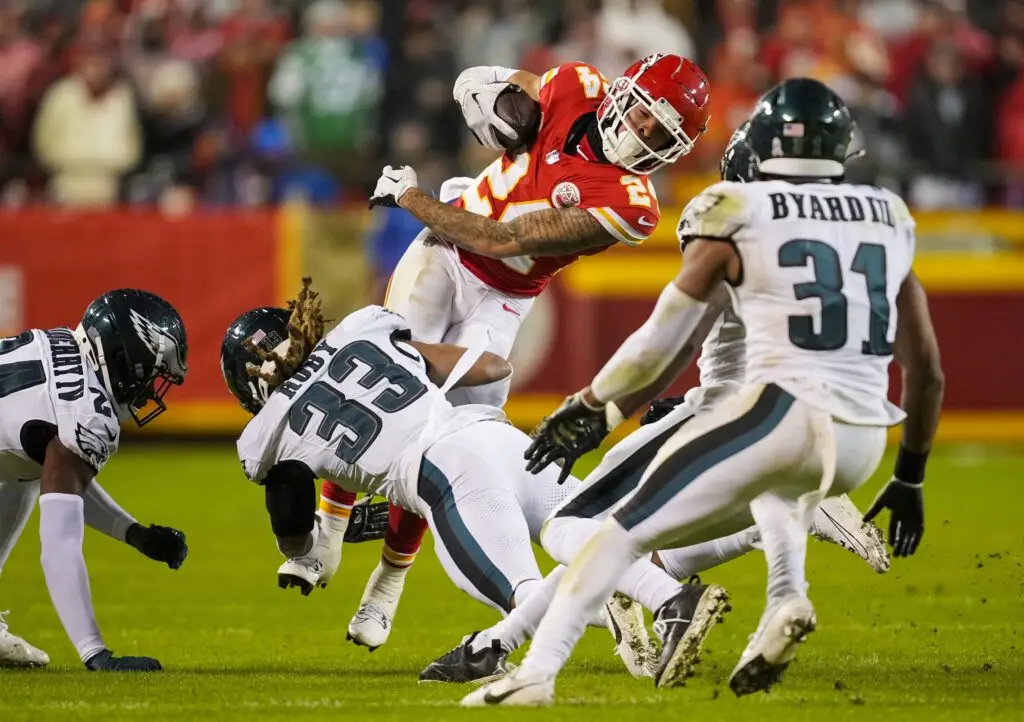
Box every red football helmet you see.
[597,54,711,174]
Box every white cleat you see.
[0,611,49,668]
[728,595,816,697]
[811,494,890,573]
[347,564,406,651]
[461,669,555,707]
[346,601,395,651]
[600,592,657,678]
[277,515,343,595]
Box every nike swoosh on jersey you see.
[501,303,521,317]
[637,216,656,227]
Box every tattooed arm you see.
[398,188,614,258]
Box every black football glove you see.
[863,479,924,558]
[126,523,188,570]
[343,499,389,543]
[85,648,162,672]
[524,392,612,484]
[639,395,687,426]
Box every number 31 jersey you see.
[236,306,472,511]
[455,62,661,297]
[678,180,916,426]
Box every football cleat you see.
[811,494,890,573]
[600,592,657,678]
[461,668,555,707]
[346,602,394,651]
[0,611,49,668]
[276,514,343,595]
[419,632,514,684]
[653,578,731,688]
[346,565,406,650]
[277,556,323,596]
[729,595,816,697]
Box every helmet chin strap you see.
[74,323,114,397]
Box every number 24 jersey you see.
[455,62,662,297]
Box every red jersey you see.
[455,62,661,297]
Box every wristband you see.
[894,445,929,485]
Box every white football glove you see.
[453,66,519,151]
[368,165,418,209]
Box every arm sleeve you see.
[39,493,106,663]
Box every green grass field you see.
[1,442,1022,721]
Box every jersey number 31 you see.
[780,239,892,356]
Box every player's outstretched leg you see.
[810,494,890,573]
[347,504,426,651]
[0,482,48,668]
[728,492,817,696]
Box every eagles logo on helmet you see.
[74,289,188,426]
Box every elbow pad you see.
[264,461,316,539]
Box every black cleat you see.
[278,573,314,596]
[419,632,513,684]
[653,577,731,688]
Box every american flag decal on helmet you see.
[783,123,805,137]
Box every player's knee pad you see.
[540,515,604,567]
[264,461,316,540]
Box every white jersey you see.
[236,306,496,511]
[0,328,120,483]
[683,295,746,411]
[678,179,914,426]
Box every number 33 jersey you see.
[236,307,488,510]
[678,180,916,426]
[455,62,662,297]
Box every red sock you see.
[381,503,428,570]
[319,481,357,528]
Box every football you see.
[493,84,541,152]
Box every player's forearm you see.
[399,190,611,258]
[399,189,521,258]
[83,480,137,543]
[39,493,106,663]
[606,290,726,416]
[899,364,944,454]
[590,281,712,404]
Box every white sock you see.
[655,526,761,580]
[615,557,681,613]
[0,481,38,572]
[750,493,808,604]
[38,493,105,663]
[471,567,566,654]
[361,561,408,605]
[543,514,679,614]
[82,481,136,542]
[520,520,645,680]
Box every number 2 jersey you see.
[678,179,916,426]
[236,306,496,512]
[0,328,120,483]
[454,62,661,297]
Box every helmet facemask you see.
[598,75,698,174]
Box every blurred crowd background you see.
[1,0,1022,212]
